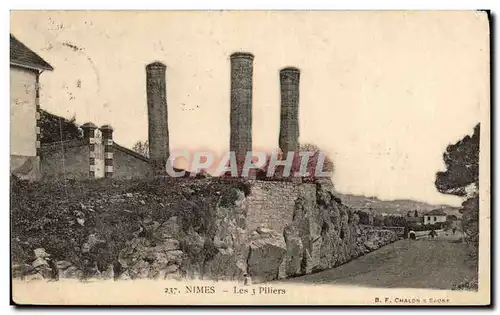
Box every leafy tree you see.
[255,143,335,181]
[356,210,372,225]
[435,124,479,196]
[132,140,149,158]
[435,123,480,263]
[414,210,418,217]
[383,216,394,227]
[298,143,335,175]
[373,214,384,227]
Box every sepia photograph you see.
[9,10,491,306]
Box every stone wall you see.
[113,146,154,179]
[40,140,90,180]
[38,141,154,180]
[245,180,316,233]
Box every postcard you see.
[10,10,491,306]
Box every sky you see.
[10,11,489,206]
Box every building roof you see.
[10,34,54,71]
[425,209,447,216]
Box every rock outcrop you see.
[277,181,399,278]
[201,188,249,281]
[11,178,399,283]
[247,228,287,283]
[117,216,186,280]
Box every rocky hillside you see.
[11,176,398,283]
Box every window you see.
[434,216,437,221]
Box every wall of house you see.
[245,180,316,233]
[423,215,447,225]
[112,148,154,179]
[10,66,37,157]
[40,141,90,180]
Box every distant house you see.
[10,34,53,180]
[423,209,447,225]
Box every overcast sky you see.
[10,11,489,206]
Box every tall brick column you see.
[279,67,300,155]
[100,125,114,178]
[230,52,254,173]
[146,61,169,174]
[81,122,97,178]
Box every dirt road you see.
[282,233,476,290]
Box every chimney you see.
[230,52,254,171]
[279,67,300,154]
[146,61,169,172]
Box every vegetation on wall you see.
[39,109,82,144]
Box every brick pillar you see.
[279,67,300,155]
[230,52,254,175]
[100,125,114,178]
[35,73,41,158]
[81,122,97,178]
[146,61,169,174]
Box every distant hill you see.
[336,193,462,217]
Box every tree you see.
[373,214,384,227]
[435,124,479,196]
[435,123,480,263]
[414,210,418,217]
[298,143,335,177]
[407,210,412,217]
[39,109,82,144]
[255,143,335,181]
[132,140,149,158]
[383,216,394,227]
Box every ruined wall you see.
[40,140,89,180]
[245,180,316,233]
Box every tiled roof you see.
[425,209,447,216]
[10,34,53,71]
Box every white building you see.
[10,34,53,179]
[423,209,447,225]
